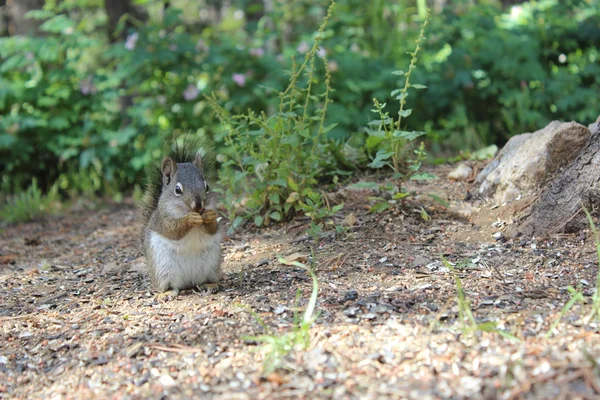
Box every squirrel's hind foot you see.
[155,289,180,302]
[194,282,221,294]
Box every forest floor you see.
[1,164,600,399]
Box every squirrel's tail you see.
[139,135,216,226]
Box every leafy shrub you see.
[1,0,599,204]
[208,2,339,230]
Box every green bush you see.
[1,0,598,203]
[208,2,340,230]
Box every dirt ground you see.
[1,165,600,399]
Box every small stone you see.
[343,307,360,317]
[159,374,176,387]
[273,305,286,315]
[448,163,473,181]
[412,255,430,267]
[361,313,377,320]
[343,290,358,302]
[492,232,504,241]
[341,213,358,227]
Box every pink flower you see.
[249,48,264,57]
[317,47,327,58]
[124,32,139,50]
[80,76,96,95]
[232,73,246,87]
[297,41,309,53]
[183,84,199,101]
[327,60,338,72]
[195,39,208,52]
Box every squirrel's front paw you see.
[201,209,217,223]
[185,212,205,226]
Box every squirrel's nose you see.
[191,199,204,213]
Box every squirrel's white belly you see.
[149,228,222,290]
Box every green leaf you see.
[426,194,449,208]
[393,130,426,140]
[391,89,403,97]
[321,123,338,134]
[370,202,391,213]
[25,10,54,20]
[347,181,380,190]
[232,216,245,230]
[398,109,412,118]
[365,135,383,152]
[368,149,393,169]
[392,192,410,200]
[287,177,299,191]
[411,84,427,89]
[40,15,75,34]
[254,215,264,227]
[410,172,437,181]
[270,178,287,187]
[269,193,280,205]
[269,211,282,221]
[332,203,344,213]
[392,70,405,76]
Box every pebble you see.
[448,163,473,181]
[412,255,430,267]
[159,374,176,387]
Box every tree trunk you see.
[0,0,9,37]
[510,122,600,237]
[6,0,45,36]
[104,0,147,42]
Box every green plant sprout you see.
[240,253,320,373]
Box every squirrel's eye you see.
[174,183,183,196]
[206,184,210,193]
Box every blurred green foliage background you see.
[0,0,598,197]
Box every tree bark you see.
[510,123,600,237]
[6,0,45,36]
[104,0,147,42]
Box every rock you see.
[447,163,472,181]
[589,115,600,136]
[447,204,479,220]
[411,255,430,267]
[341,213,358,227]
[477,121,590,204]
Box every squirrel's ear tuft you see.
[193,151,203,173]
[161,158,177,186]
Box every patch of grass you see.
[546,286,585,338]
[442,258,520,342]
[0,179,61,224]
[547,207,600,337]
[241,253,319,374]
[583,207,600,323]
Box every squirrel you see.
[139,141,222,301]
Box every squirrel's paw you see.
[185,212,205,226]
[194,282,220,294]
[201,209,217,223]
[156,289,180,302]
